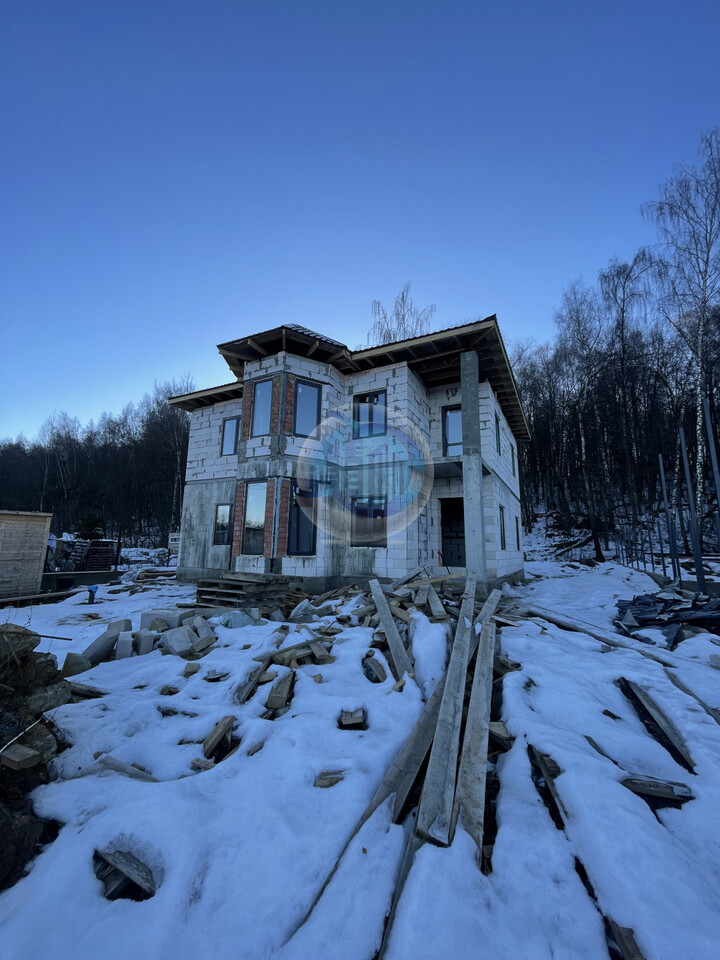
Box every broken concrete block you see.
[62,652,92,678]
[25,681,72,715]
[289,599,312,621]
[311,604,335,618]
[94,849,156,900]
[82,619,133,665]
[115,632,134,660]
[191,757,215,772]
[268,609,285,622]
[338,708,368,730]
[140,609,192,631]
[183,662,201,677]
[191,616,216,641]
[221,609,259,629]
[132,628,156,656]
[0,743,42,771]
[161,626,196,658]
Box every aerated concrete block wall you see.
[185,398,243,482]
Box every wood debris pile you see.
[615,588,720,646]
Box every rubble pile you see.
[0,623,70,892]
[615,588,720,647]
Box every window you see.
[495,413,501,456]
[294,381,321,438]
[515,516,521,551]
[251,380,273,437]
[352,390,386,439]
[351,496,387,546]
[213,504,232,546]
[221,417,239,456]
[288,482,317,555]
[499,504,506,550]
[511,444,516,477]
[242,481,267,554]
[443,405,462,457]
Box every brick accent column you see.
[269,375,282,436]
[231,483,246,558]
[284,375,296,436]
[263,478,275,558]
[241,385,253,441]
[277,479,291,557]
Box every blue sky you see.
[2,0,719,440]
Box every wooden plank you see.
[68,681,108,698]
[308,640,334,664]
[375,833,424,959]
[414,584,430,608]
[523,604,674,667]
[415,575,476,845]
[619,677,695,771]
[391,566,427,590]
[426,584,446,618]
[621,775,693,802]
[265,671,295,710]
[606,920,647,960]
[388,602,412,624]
[527,745,569,821]
[369,579,414,680]
[203,715,237,758]
[663,668,720,725]
[235,657,273,704]
[454,621,496,850]
[399,572,467,588]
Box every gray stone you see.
[161,626,196,657]
[191,617,216,642]
[83,619,133,665]
[311,603,335,618]
[132,628,156,656]
[221,609,258,629]
[140,609,193,631]
[0,624,41,669]
[61,653,92,678]
[268,609,285,622]
[147,617,170,632]
[115,632,134,660]
[289,599,312,621]
[25,680,72,715]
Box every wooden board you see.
[203,715,237,758]
[619,677,695,771]
[369,579,414,680]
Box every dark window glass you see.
[352,390,387,438]
[515,515,521,551]
[511,444,516,477]
[221,417,239,456]
[443,406,462,456]
[499,504,506,550]
[242,481,267,554]
[213,504,232,546]
[495,413,501,455]
[251,380,273,437]
[294,381,321,437]
[288,482,317,555]
[351,496,387,546]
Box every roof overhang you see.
[168,381,243,412]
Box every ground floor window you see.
[242,481,267,555]
[351,496,387,547]
[499,504,506,550]
[213,504,233,545]
[288,482,317,555]
[515,515,521,551]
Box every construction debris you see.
[93,848,156,901]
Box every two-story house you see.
[169,317,529,591]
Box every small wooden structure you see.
[0,511,52,599]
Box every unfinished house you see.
[170,318,529,590]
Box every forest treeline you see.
[0,381,191,545]
[513,128,720,558]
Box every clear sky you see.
[2,0,719,441]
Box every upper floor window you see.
[495,413,501,456]
[353,390,386,439]
[213,503,233,546]
[443,405,462,457]
[511,444,516,477]
[294,381,321,438]
[242,481,267,554]
[251,380,273,437]
[221,417,239,456]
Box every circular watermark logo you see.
[295,403,435,544]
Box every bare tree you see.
[367,282,436,345]
[644,128,720,527]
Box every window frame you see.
[352,389,387,439]
[442,404,463,457]
[515,515,521,551]
[251,379,273,438]
[499,504,506,551]
[221,416,240,457]
[288,481,317,556]
[350,495,387,547]
[293,379,322,438]
[212,503,233,546]
[241,480,268,555]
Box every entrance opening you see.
[440,497,465,566]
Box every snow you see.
[2,557,720,959]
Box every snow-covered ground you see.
[1,559,719,959]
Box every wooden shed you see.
[0,511,53,599]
